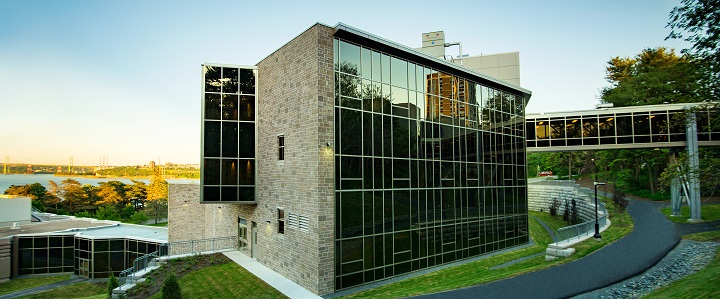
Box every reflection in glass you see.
[221,67,238,93]
[204,66,221,92]
[205,94,221,120]
[239,96,255,121]
[333,38,527,290]
[222,95,238,120]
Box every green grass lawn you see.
[0,275,70,296]
[661,204,720,223]
[15,282,105,299]
[643,230,720,298]
[147,262,286,299]
[144,222,168,227]
[530,210,570,232]
[344,196,634,299]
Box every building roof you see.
[0,218,168,242]
[332,23,532,100]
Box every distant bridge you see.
[525,103,719,221]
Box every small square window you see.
[278,135,285,161]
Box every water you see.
[0,173,198,193]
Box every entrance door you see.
[238,218,248,252]
[251,221,258,259]
[78,258,90,278]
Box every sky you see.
[0,0,692,166]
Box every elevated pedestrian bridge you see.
[524,102,719,221]
[525,103,719,152]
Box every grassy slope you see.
[0,275,70,296]
[15,282,105,299]
[344,197,633,299]
[643,231,720,298]
[660,204,720,223]
[147,263,286,299]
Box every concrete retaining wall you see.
[528,183,597,223]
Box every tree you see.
[145,199,168,225]
[162,273,182,299]
[96,205,120,221]
[107,272,119,298]
[58,179,88,213]
[667,0,720,96]
[147,168,168,202]
[126,180,147,210]
[130,211,150,224]
[601,47,710,107]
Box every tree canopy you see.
[667,0,720,94]
[601,47,710,107]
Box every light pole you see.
[594,181,606,239]
[591,158,604,239]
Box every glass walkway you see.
[525,103,719,152]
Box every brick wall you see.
[169,23,336,295]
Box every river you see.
[0,173,198,193]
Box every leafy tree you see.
[96,205,120,221]
[162,273,182,299]
[121,204,135,220]
[147,168,169,202]
[601,47,710,107]
[95,181,128,207]
[667,0,720,96]
[58,179,88,213]
[126,180,147,210]
[130,211,150,224]
[145,199,168,225]
[549,199,560,217]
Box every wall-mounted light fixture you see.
[326,141,333,147]
[265,220,271,224]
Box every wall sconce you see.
[326,141,333,147]
[265,220,271,224]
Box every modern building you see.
[169,22,532,295]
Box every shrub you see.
[571,199,580,225]
[549,199,560,217]
[75,211,92,218]
[162,273,182,299]
[107,272,119,298]
[613,190,630,224]
[562,200,569,222]
[131,211,150,224]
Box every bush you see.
[96,205,120,221]
[75,211,92,218]
[107,273,119,298]
[562,200,570,222]
[162,273,182,299]
[549,199,560,217]
[613,190,629,213]
[131,211,150,224]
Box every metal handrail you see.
[554,201,608,244]
[158,236,237,257]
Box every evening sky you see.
[0,0,691,165]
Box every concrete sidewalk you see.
[224,251,321,299]
[414,199,681,299]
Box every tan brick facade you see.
[169,23,336,295]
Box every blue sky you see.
[0,0,691,166]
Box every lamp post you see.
[594,181,606,239]
[591,158,604,239]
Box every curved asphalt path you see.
[414,199,680,299]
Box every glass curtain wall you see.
[334,39,528,290]
[201,65,257,202]
[16,235,75,275]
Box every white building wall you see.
[0,196,31,227]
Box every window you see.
[278,208,285,234]
[278,134,285,161]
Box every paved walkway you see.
[0,277,87,299]
[223,251,321,299]
[415,199,681,299]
